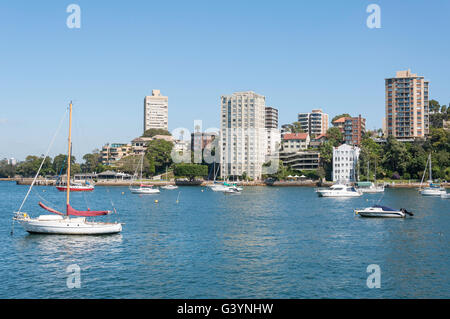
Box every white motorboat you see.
[161,184,178,190]
[130,184,160,194]
[13,102,122,235]
[441,192,450,199]
[354,205,413,218]
[316,184,362,197]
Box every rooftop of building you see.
[332,117,349,124]
[385,69,426,80]
[283,133,309,140]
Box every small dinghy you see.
[224,186,241,195]
[355,205,414,218]
[161,184,178,190]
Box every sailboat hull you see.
[56,186,94,192]
[16,215,122,235]
[130,188,160,194]
[420,188,445,196]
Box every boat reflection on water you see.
[15,233,123,257]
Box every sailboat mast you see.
[66,102,73,211]
[429,153,432,182]
[374,160,377,183]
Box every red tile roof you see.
[283,133,309,140]
[332,117,349,124]
[314,133,327,140]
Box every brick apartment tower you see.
[385,70,429,139]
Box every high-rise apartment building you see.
[332,114,366,146]
[220,91,267,180]
[297,109,328,136]
[143,89,168,132]
[265,106,280,157]
[265,106,278,129]
[344,115,366,146]
[385,70,429,139]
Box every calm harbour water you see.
[0,181,448,298]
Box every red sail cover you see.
[39,202,64,215]
[66,204,110,217]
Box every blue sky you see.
[1,0,449,161]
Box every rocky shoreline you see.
[3,178,448,188]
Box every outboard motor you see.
[400,208,414,216]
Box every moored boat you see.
[354,205,413,218]
[161,184,178,190]
[357,181,384,193]
[13,102,122,235]
[130,184,160,194]
[316,183,362,197]
[223,186,241,195]
[419,153,446,196]
[56,182,94,192]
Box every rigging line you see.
[57,155,67,180]
[16,107,69,213]
[105,188,120,222]
[32,188,63,211]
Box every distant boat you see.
[223,186,241,195]
[211,182,242,192]
[316,183,362,197]
[210,183,230,192]
[129,153,160,194]
[355,205,413,218]
[56,181,94,192]
[419,153,446,196]
[130,184,160,194]
[13,102,122,235]
[357,182,384,193]
[161,184,178,190]
[357,160,384,193]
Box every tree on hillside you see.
[331,113,351,123]
[326,127,343,147]
[0,159,15,178]
[291,122,304,133]
[142,128,171,138]
[318,141,333,180]
[359,136,383,180]
[429,99,441,113]
[16,155,54,177]
[145,139,174,175]
[382,136,411,177]
[173,163,208,180]
[81,150,102,173]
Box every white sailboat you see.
[161,167,178,190]
[129,152,160,194]
[208,162,231,192]
[13,102,122,235]
[357,161,384,193]
[419,153,446,196]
